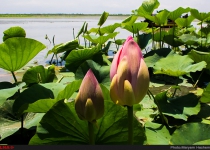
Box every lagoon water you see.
[0,16,199,82]
[0,16,134,82]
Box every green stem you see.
[194,69,204,88]
[172,77,179,98]
[159,26,162,49]
[148,89,166,125]
[88,121,95,145]
[127,105,133,145]
[11,71,17,83]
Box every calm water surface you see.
[0,16,133,82]
[0,17,199,82]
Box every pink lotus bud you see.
[110,36,150,106]
[75,69,104,122]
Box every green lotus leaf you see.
[76,21,86,38]
[144,10,170,26]
[18,98,58,115]
[122,22,148,34]
[144,48,172,68]
[153,55,207,77]
[201,27,210,36]
[48,39,79,55]
[170,123,210,145]
[155,92,200,121]
[121,15,138,26]
[29,100,146,145]
[134,0,160,17]
[115,39,126,46]
[97,11,109,27]
[3,26,26,41]
[83,32,118,44]
[22,65,55,85]
[200,84,210,103]
[88,27,100,34]
[0,86,19,106]
[137,33,152,50]
[179,34,199,45]
[153,30,168,41]
[190,9,210,22]
[0,102,45,141]
[100,23,121,33]
[188,50,210,70]
[0,37,46,72]
[56,79,82,101]
[65,45,103,72]
[175,15,195,27]
[12,84,55,115]
[75,60,110,88]
[163,35,183,47]
[168,7,191,21]
[145,122,171,145]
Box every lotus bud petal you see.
[110,36,149,106]
[75,69,104,123]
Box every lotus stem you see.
[73,28,75,40]
[159,26,162,49]
[172,77,178,97]
[201,22,203,47]
[148,89,167,125]
[127,105,133,145]
[194,69,204,88]
[11,71,17,83]
[50,54,54,64]
[88,121,95,145]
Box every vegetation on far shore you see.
[0,13,130,18]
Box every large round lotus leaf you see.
[29,100,146,145]
[188,50,210,70]
[153,54,207,77]
[170,123,210,145]
[0,37,46,72]
[3,26,26,41]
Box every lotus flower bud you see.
[110,36,149,106]
[75,69,104,123]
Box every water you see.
[0,16,133,82]
[0,17,200,82]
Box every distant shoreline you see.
[0,14,131,19]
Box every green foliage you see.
[83,32,118,44]
[65,45,103,72]
[145,122,171,145]
[122,22,148,34]
[153,55,207,77]
[75,60,110,88]
[190,9,210,22]
[134,0,160,17]
[47,39,79,55]
[200,84,210,103]
[188,50,210,70]
[168,7,191,21]
[175,15,195,27]
[0,37,46,72]
[145,10,170,26]
[0,85,19,106]
[22,65,56,85]
[29,100,146,145]
[97,11,109,27]
[3,26,26,41]
[155,92,200,121]
[170,123,210,145]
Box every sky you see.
[0,0,210,14]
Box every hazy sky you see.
[0,0,209,14]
